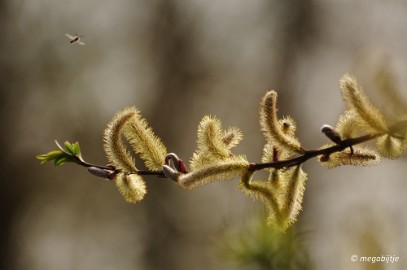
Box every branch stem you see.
[249,133,381,171]
[77,132,386,179]
[77,159,165,177]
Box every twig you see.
[76,158,165,178]
[77,132,383,179]
[74,117,407,179]
[248,133,381,171]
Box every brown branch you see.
[137,170,166,177]
[247,119,405,173]
[78,129,396,180]
[83,132,382,180]
[76,159,165,179]
[248,133,381,171]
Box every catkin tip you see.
[103,107,139,173]
[339,74,388,133]
[260,91,302,155]
[115,173,147,203]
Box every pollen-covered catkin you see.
[376,134,407,159]
[318,144,381,168]
[260,91,303,155]
[180,156,249,189]
[222,126,243,149]
[335,110,362,139]
[278,166,307,228]
[115,173,147,203]
[123,109,167,171]
[339,74,388,133]
[104,108,138,173]
[104,107,167,172]
[239,171,283,228]
[190,115,243,170]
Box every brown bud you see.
[320,154,330,162]
[321,124,342,144]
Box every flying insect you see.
[65,33,85,45]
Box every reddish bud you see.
[320,154,330,162]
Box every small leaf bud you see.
[320,154,330,162]
[87,166,112,179]
[165,153,188,173]
[162,165,180,182]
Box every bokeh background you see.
[1,0,407,269]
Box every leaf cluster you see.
[36,141,83,166]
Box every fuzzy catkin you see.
[340,74,388,133]
[104,108,138,173]
[180,157,249,189]
[319,144,381,168]
[260,91,303,155]
[190,115,243,170]
[279,166,307,228]
[123,109,167,171]
[376,134,407,159]
[115,173,147,203]
[104,107,167,172]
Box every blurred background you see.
[1,0,407,269]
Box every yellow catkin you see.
[198,115,230,157]
[319,144,381,168]
[335,110,363,139]
[179,156,249,190]
[259,91,303,154]
[104,107,167,172]
[376,134,407,159]
[104,108,138,173]
[278,166,307,228]
[123,108,167,171]
[115,173,147,203]
[190,116,243,170]
[239,171,283,229]
[261,114,298,190]
[262,116,298,163]
[374,68,407,117]
[339,74,388,133]
[222,126,243,149]
[239,168,307,231]
[279,116,297,137]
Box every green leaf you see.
[54,156,69,166]
[36,140,82,166]
[64,141,81,156]
[36,150,65,164]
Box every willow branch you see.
[70,118,407,180]
[74,158,165,178]
[78,132,382,180]
[248,133,381,171]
